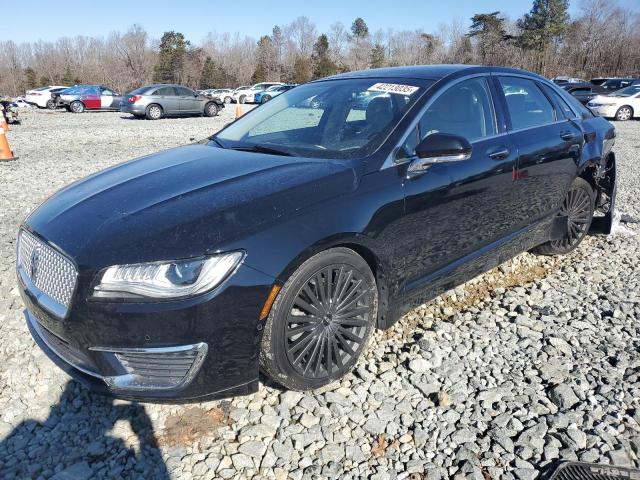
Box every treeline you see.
[1,0,639,96]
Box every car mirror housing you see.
[407,133,472,177]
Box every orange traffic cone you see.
[0,124,17,161]
[1,117,9,131]
[235,103,243,118]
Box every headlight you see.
[93,252,244,299]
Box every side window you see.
[499,77,555,130]
[540,84,576,119]
[400,77,496,158]
[101,89,114,96]
[155,87,175,96]
[176,87,194,96]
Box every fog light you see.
[91,343,207,391]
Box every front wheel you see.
[46,99,56,110]
[615,106,633,121]
[533,177,595,256]
[260,248,377,391]
[238,95,246,104]
[204,102,218,117]
[223,96,232,104]
[70,101,84,113]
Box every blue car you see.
[254,84,296,103]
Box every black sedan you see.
[17,65,617,402]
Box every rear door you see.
[154,86,179,114]
[495,75,581,224]
[176,86,199,113]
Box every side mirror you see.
[407,133,472,177]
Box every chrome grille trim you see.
[17,229,77,317]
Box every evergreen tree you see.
[468,12,507,64]
[312,34,337,79]
[252,35,275,83]
[61,67,74,85]
[24,68,37,89]
[153,31,190,83]
[39,75,50,86]
[200,57,218,89]
[369,43,386,68]
[291,56,311,84]
[517,0,569,73]
[351,18,369,39]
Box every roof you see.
[321,64,547,82]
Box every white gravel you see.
[0,109,639,480]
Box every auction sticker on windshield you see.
[367,83,420,96]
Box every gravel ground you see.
[0,109,638,480]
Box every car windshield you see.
[214,78,429,160]
[610,85,640,97]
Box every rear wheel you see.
[261,95,271,103]
[260,248,377,391]
[70,101,84,113]
[615,106,633,121]
[204,102,218,117]
[534,177,595,255]
[145,104,163,120]
[224,96,232,104]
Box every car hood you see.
[25,143,358,269]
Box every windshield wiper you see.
[230,144,293,157]
[209,136,226,149]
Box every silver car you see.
[120,84,224,120]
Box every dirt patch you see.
[158,406,231,447]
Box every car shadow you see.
[0,380,169,479]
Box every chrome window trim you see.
[381,73,498,170]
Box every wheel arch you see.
[271,234,391,330]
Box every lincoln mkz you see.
[17,65,617,401]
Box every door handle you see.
[560,131,578,141]
[487,148,510,160]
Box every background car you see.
[206,88,234,104]
[552,76,586,85]
[119,84,224,120]
[587,84,640,120]
[561,82,605,105]
[232,82,283,104]
[25,86,68,109]
[600,78,640,93]
[57,85,122,113]
[254,84,296,103]
[11,97,35,109]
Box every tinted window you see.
[175,87,194,96]
[541,84,576,119]
[101,88,114,96]
[499,77,555,130]
[154,87,176,96]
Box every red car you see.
[56,85,122,113]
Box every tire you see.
[145,104,163,120]
[224,96,232,104]
[70,101,84,113]
[615,105,633,121]
[46,99,56,110]
[260,247,378,391]
[239,95,246,104]
[261,95,271,104]
[533,177,595,256]
[204,102,218,117]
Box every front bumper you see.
[20,262,276,402]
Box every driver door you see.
[176,87,199,113]
[398,76,519,296]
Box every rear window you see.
[129,86,152,95]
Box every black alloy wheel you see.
[260,248,377,390]
[534,177,595,255]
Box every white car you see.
[25,85,69,109]
[12,97,35,108]
[587,84,640,121]
[232,82,284,104]
[207,88,234,104]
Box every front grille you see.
[17,230,77,317]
